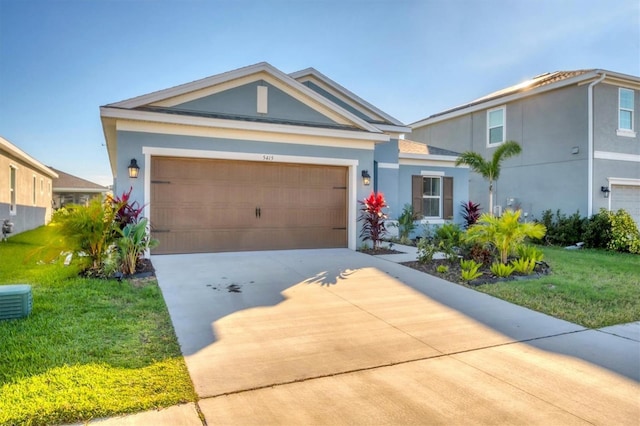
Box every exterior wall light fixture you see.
[600,186,610,198]
[361,170,371,186]
[128,159,140,179]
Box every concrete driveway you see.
[153,249,639,425]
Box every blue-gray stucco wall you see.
[302,81,373,122]
[397,165,469,227]
[176,81,337,126]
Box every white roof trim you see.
[290,67,406,127]
[106,62,382,134]
[374,123,412,133]
[0,136,58,178]
[53,187,108,193]
[400,152,463,163]
[411,70,640,129]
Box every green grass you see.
[476,246,640,328]
[0,226,196,426]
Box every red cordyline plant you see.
[461,200,482,229]
[107,187,145,229]
[358,191,389,250]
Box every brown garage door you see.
[150,157,348,254]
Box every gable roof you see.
[0,136,58,178]
[101,62,399,174]
[50,167,109,193]
[411,69,640,128]
[290,67,410,132]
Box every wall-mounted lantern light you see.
[361,170,371,186]
[600,186,610,198]
[128,159,140,179]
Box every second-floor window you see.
[487,106,505,146]
[618,88,635,136]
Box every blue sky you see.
[1,0,638,186]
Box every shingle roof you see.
[426,70,595,120]
[50,168,109,192]
[135,106,362,132]
[399,139,460,156]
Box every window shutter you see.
[443,176,454,220]
[412,175,423,217]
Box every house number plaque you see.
[262,155,274,161]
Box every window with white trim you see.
[9,166,16,215]
[33,175,37,205]
[618,88,635,136]
[412,175,454,219]
[487,106,505,145]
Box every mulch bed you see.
[358,247,406,255]
[401,258,550,286]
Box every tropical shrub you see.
[465,243,494,266]
[109,187,145,228]
[464,209,546,264]
[116,218,159,275]
[417,238,438,263]
[52,197,119,273]
[436,265,449,274]
[516,244,544,262]
[433,222,462,261]
[511,258,536,275]
[490,262,515,278]
[460,259,483,282]
[358,191,388,250]
[460,201,482,229]
[397,203,417,244]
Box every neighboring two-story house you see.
[1,136,58,235]
[409,69,640,227]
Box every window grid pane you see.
[421,177,441,217]
[620,89,634,110]
[620,110,632,130]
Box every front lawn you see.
[0,226,196,426]
[475,246,640,328]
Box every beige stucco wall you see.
[1,150,54,223]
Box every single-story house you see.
[50,167,110,209]
[0,136,58,235]
[409,69,640,227]
[100,62,468,254]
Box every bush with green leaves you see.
[116,218,159,275]
[433,222,463,261]
[511,257,536,275]
[396,203,417,244]
[607,209,640,254]
[583,209,612,249]
[417,238,438,263]
[464,209,546,264]
[460,259,483,282]
[535,209,587,246]
[436,264,449,274]
[516,244,544,262]
[490,262,515,278]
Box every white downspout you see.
[587,72,606,217]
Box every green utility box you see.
[0,284,33,320]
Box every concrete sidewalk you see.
[89,248,640,425]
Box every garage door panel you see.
[611,185,640,229]
[151,157,347,254]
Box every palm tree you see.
[455,141,522,215]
